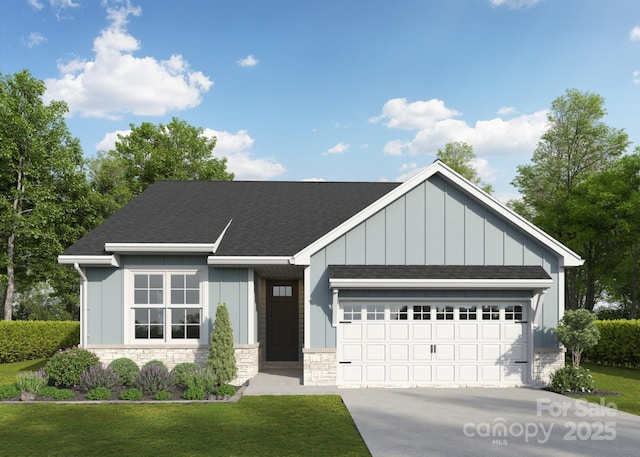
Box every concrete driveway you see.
[341,388,640,457]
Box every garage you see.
[329,265,554,387]
[337,301,530,386]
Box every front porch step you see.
[261,361,302,369]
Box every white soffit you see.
[207,256,293,266]
[329,277,554,290]
[104,243,217,254]
[58,255,120,267]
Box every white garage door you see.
[337,302,529,387]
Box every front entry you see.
[266,280,299,361]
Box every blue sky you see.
[2,0,640,200]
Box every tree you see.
[90,117,234,213]
[13,281,73,321]
[0,70,91,320]
[511,89,630,310]
[207,303,237,385]
[553,309,600,368]
[436,141,493,193]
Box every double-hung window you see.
[127,268,206,344]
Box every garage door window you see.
[367,305,385,320]
[505,305,523,320]
[343,304,362,321]
[436,305,454,320]
[459,306,477,320]
[482,305,500,320]
[390,305,408,320]
[413,305,431,320]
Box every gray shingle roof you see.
[328,265,552,280]
[63,180,401,256]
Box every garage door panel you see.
[504,343,526,361]
[413,324,432,339]
[435,324,455,339]
[503,364,526,382]
[343,344,362,361]
[459,365,478,382]
[366,324,385,339]
[481,365,501,382]
[413,365,432,381]
[459,344,478,360]
[504,323,524,340]
[390,365,409,382]
[389,324,409,340]
[481,324,500,339]
[366,344,385,361]
[458,324,478,339]
[342,365,363,383]
[390,344,409,361]
[435,344,455,361]
[413,344,432,361]
[481,344,501,361]
[342,324,362,340]
[366,365,385,382]
[435,365,455,382]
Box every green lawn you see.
[0,358,47,384]
[569,363,640,416]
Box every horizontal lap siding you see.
[309,174,560,349]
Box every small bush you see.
[45,347,100,387]
[134,364,173,396]
[87,387,111,400]
[108,358,139,386]
[215,384,236,397]
[549,366,595,393]
[39,386,74,400]
[79,364,120,392]
[15,369,49,394]
[0,321,79,363]
[171,362,201,388]
[181,367,217,393]
[0,384,19,400]
[143,360,167,370]
[120,388,143,401]
[183,386,206,400]
[153,390,172,401]
[207,303,237,385]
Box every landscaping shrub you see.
[549,366,595,393]
[120,388,143,401]
[153,390,172,401]
[182,367,217,393]
[143,360,167,370]
[170,362,201,388]
[87,387,111,400]
[0,384,19,400]
[134,363,173,395]
[214,383,236,398]
[553,309,600,368]
[39,386,74,400]
[183,386,206,400]
[45,347,100,387]
[15,369,48,394]
[584,319,640,368]
[79,364,120,392]
[0,321,79,363]
[208,303,237,385]
[108,358,139,386]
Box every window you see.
[459,306,477,320]
[343,304,362,321]
[413,305,431,320]
[482,305,500,320]
[367,305,385,320]
[436,305,454,320]
[273,285,292,297]
[128,269,205,343]
[390,305,408,320]
[505,305,523,321]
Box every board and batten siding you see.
[309,174,560,349]
[209,268,250,345]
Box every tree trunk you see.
[3,233,15,320]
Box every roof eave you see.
[329,278,555,290]
[58,255,120,267]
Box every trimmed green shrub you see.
[207,303,237,385]
[0,321,79,363]
[143,360,167,370]
[79,364,120,392]
[153,390,172,401]
[0,384,20,400]
[214,384,236,397]
[553,309,600,368]
[180,367,217,393]
[584,319,640,368]
[120,388,143,401]
[108,358,139,386]
[183,386,206,400]
[45,347,100,387]
[15,369,48,394]
[170,362,201,388]
[39,386,74,400]
[549,366,595,393]
[134,364,173,396]
[87,387,111,400]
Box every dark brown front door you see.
[266,280,298,361]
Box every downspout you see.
[74,263,88,348]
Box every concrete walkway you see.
[243,368,339,395]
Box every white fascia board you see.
[207,256,293,266]
[105,243,216,254]
[329,277,554,290]
[293,161,583,267]
[58,255,120,267]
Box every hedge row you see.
[584,319,640,368]
[0,321,80,363]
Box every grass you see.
[568,363,640,416]
[0,360,369,457]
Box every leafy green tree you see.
[13,281,73,321]
[90,117,234,213]
[553,309,600,368]
[511,89,630,310]
[436,141,493,193]
[0,70,92,320]
[207,303,237,385]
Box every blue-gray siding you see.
[309,175,561,349]
[209,268,249,345]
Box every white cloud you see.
[469,157,497,183]
[23,32,46,48]
[237,54,259,67]
[489,0,542,8]
[203,129,285,180]
[369,98,460,130]
[28,0,44,10]
[497,106,516,115]
[634,70,640,84]
[630,26,640,41]
[300,178,326,182]
[95,129,131,151]
[383,139,407,156]
[44,1,213,119]
[395,162,420,182]
[326,142,350,155]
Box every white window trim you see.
[123,265,209,345]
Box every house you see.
[59,161,582,387]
